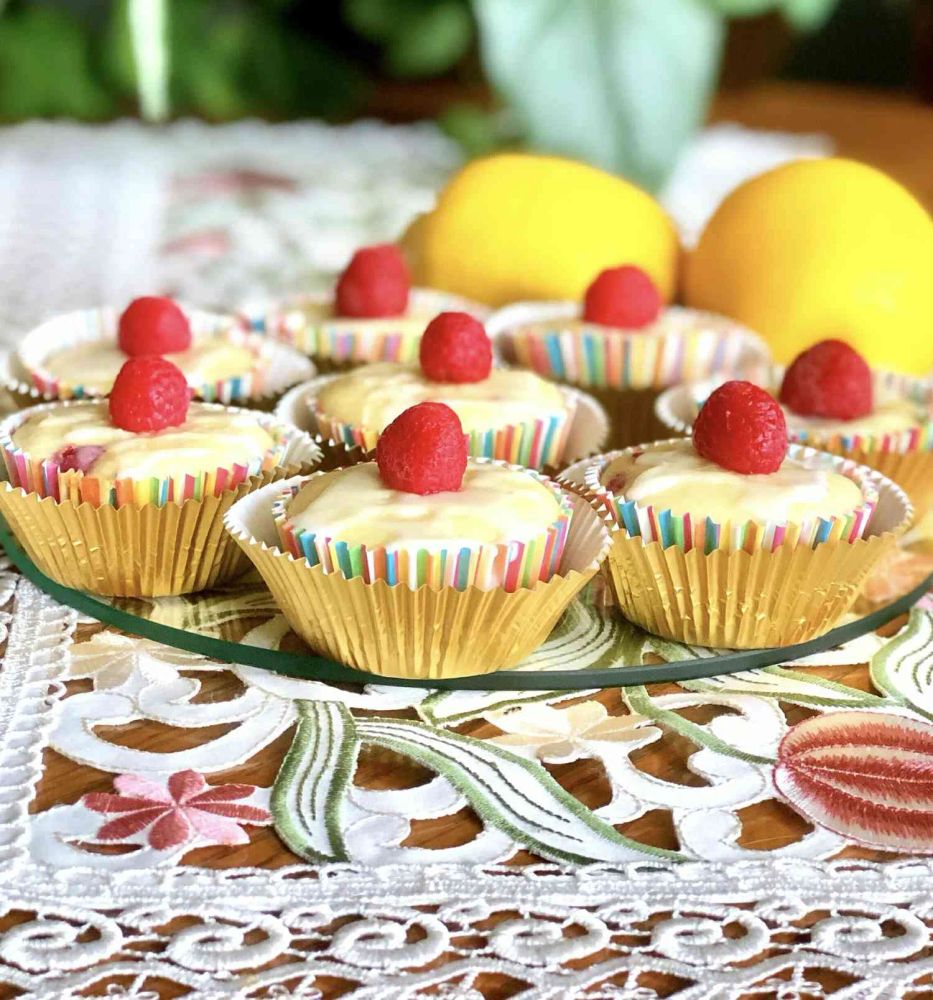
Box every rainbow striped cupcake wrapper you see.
[0,400,320,509]
[244,289,490,362]
[271,461,573,593]
[306,373,579,471]
[491,301,771,391]
[661,368,933,457]
[17,306,314,405]
[583,441,880,555]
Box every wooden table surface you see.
[21,82,933,1000]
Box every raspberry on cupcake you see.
[249,242,490,372]
[572,379,911,648]
[280,310,608,471]
[15,296,314,408]
[657,338,932,515]
[225,401,612,678]
[489,263,771,449]
[0,357,320,597]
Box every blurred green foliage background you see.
[0,0,904,190]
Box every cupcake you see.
[575,380,911,648]
[656,340,932,516]
[491,264,771,449]
[15,296,314,408]
[248,243,488,373]
[285,311,608,471]
[0,357,321,597]
[224,401,611,679]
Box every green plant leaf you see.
[385,1,474,77]
[869,608,933,723]
[0,5,115,120]
[357,717,681,861]
[271,700,359,862]
[472,0,724,190]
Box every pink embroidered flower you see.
[83,770,271,850]
[774,711,933,854]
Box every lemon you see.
[402,153,679,308]
[684,158,933,375]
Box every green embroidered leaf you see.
[357,718,681,863]
[473,0,724,190]
[271,700,359,862]
[625,685,774,765]
[870,608,933,723]
[682,666,890,710]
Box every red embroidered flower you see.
[774,711,933,854]
[83,770,271,850]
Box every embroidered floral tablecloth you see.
[0,119,931,1000]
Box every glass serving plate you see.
[1,518,928,691]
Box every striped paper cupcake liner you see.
[657,369,932,456]
[17,306,314,406]
[302,372,584,472]
[244,288,490,363]
[271,460,573,593]
[490,301,772,391]
[582,441,881,555]
[0,400,321,509]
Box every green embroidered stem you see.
[625,685,775,766]
[870,608,933,724]
[271,700,358,862]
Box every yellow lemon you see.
[402,153,679,308]
[684,158,933,375]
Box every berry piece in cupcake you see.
[582,264,662,329]
[376,401,467,494]
[335,243,411,318]
[419,312,492,383]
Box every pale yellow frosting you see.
[13,402,276,480]
[600,439,863,523]
[315,362,567,433]
[285,461,562,548]
[782,396,924,437]
[40,340,257,392]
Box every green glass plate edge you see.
[1,515,928,691]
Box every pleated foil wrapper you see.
[572,441,913,649]
[0,403,322,597]
[223,477,612,680]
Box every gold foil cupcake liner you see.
[593,459,913,648]
[15,305,315,408]
[245,287,490,365]
[223,479,612,679]
[0,407,322,597]
[656,372,933,518]
[275,373,608,472]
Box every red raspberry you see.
[583,265,662,329]
[51,444,105,474]
[335,243,410,318]
[376,402,467,495]
[779,339,873,420]
[693,380,787,475]
[420,312,492,383]
[109,357,191,433]
[118,296,191,356]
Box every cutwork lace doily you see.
[0,119,931,999]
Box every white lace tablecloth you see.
[2,118,932,1000]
